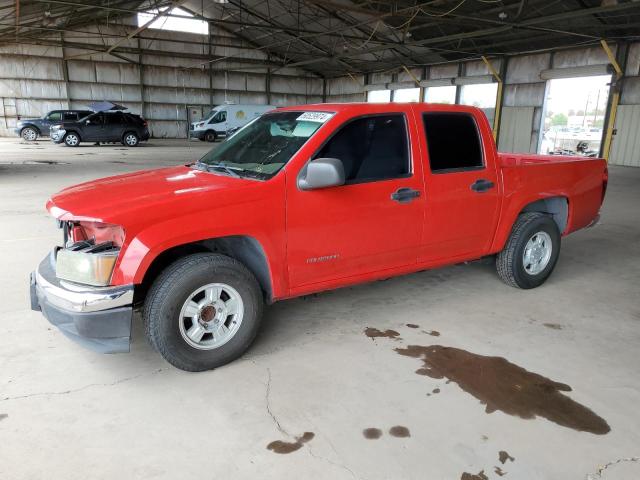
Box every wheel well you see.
[136,236,273,305]
[520,197,568,233]
[21,125,39,134]
[65,130,81,140]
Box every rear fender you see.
[491,195,569,253]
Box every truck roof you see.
[276,102,485,115]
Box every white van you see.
[190,104,275,142]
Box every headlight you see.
[198,122,205,127]
[55,221,125,286]
[56,246,119,286]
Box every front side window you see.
[47,112,61,121]
[423,112,483,173]
[86,113,103,125]
[197,111,328,180]
[209,111,227,124]
[314,114,409,183]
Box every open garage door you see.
[539,73,611,157]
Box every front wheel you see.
[63,132,80,147]
[122,132,139,147]
[496,212,561,289]
[21,127,38,141]
[204,130,216,142]
[143,253,264,372]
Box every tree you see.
[551,113,568,126]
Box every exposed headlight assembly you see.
[55,222,124,286]
[56,243,120,286]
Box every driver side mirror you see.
[298,158,346,190]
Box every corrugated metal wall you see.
[0,23,323,138]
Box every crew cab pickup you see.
[30,103,608,371]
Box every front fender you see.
[110,209,287,299]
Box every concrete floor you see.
[0,137,638,480]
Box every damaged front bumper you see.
[30,252,133,353]
[50,129,66,143]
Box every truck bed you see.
[496,152,607,244]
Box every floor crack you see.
[1,368,168,402]
[586,456,640,479]
[265,368,289,437]
[306,443,360,480]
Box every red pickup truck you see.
[30,103,607,371]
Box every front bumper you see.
[30,252,134,353]
[190,129,207,140]
[50,129,65,143]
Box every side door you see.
[81,113,105,141]
[285,111,425,290]
[43,111,61,133]
[208,110,227,134]
[104,112,125,141]
[415,107,501,262]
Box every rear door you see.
[415,106,501,262]
[285,109,425,289]
[104,112,126,141]
[81,113,106,141]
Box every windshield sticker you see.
[296,111,334,123]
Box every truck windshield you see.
[203,107,220,120]
[196,111,328,180]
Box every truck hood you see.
[47,165,260,226]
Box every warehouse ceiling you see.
[1,0,639,77]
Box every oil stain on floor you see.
[422,330,441,336]
[395,345,610,435]
[0,413,7,421]
[362,427,383,439]
[499,450,515,464]
[543,323,563,330]
[364,327,401,340]
[389,426,411,438]
[267,432,315,454]
[460,470,488,480]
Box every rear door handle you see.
[470,179,495,193]
[391,187,421,203]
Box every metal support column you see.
[482,55,505,141]
[600,39,627,162]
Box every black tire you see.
[143,253,264,372]
[496,212,561,289]
[21,127,38,141]
[204,130,217,142]
[63,132,80,147]
[122,131,139,147]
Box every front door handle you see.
[391,187,421,203]
[470,179,495,193]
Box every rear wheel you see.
[63,132,80,147]
[204,130,216,142]
[122,132,139,147]
[496,212,561,289]
[143,253,263,372]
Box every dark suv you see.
[51,111,150,147]
[15,110,93,141]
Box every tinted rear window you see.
[422,112,483,172]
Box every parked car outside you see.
[50,111,150,147]
[14,110,93,141]
[190,104,275,142]
[31,103,608,371]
